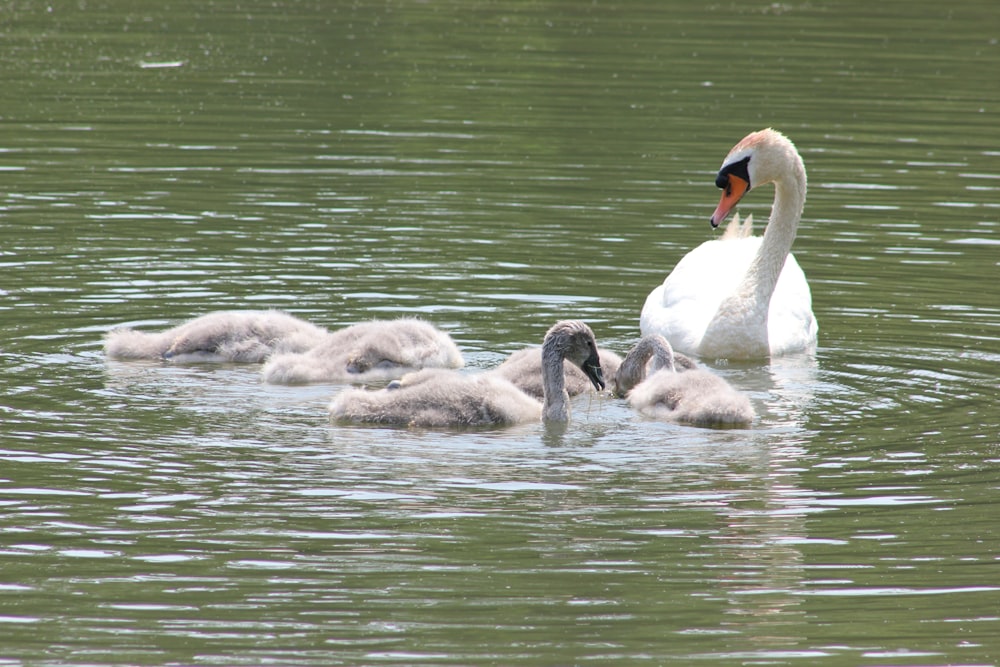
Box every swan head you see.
[710,128,802,228]
[613,333,676,397]
[345,354,397,375]
[543,320,605,391]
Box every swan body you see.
[329,320,605,428]
[640,128,817,359]
[329,369,544,428]
[104,310,328,363]
[616,334,754,427]
[493,346,622,401]
[262,318,464,384]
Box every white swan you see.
[104,310,329,363]
[329,320,605,427]
[262,318,464,384]
[640,128,817,359]
[614,334,754,427]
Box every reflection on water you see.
[2,0,999,664]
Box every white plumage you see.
[640,129,817,359]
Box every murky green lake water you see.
[2,1,998,665]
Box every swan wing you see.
[640,236,762,355]
[767,253,818,355]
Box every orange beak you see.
[710,174,749,228]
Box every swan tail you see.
[104,328,172,360]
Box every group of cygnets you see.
[104,310,754,428]
[105,127,824,431]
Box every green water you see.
[1,1,998,665]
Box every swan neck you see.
[541,340,570,422]
[701,160,805,359]
[616,336,674,396]
[649,340,677,374]
[615,345,652,397]
[745,165,806,299]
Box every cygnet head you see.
[543,320,605,391]
[612,333,679,398]
[710,128,804,228]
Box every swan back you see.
[262,318,464,384]
[719,212,754,241]
[327,319,605,428]
[330,369,541,428]
[104,310,329,362]
[627,367,754,427]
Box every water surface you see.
[1,1,999,665]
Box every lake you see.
[1,0,998,665]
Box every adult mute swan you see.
[329,320,605,428]
[614,334,754,427]
[262,318,464,384]
[640,128,817,359]
[104,310,328,363]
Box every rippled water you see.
[2,0,999,665]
